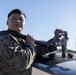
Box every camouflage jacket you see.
[0,34,36,75]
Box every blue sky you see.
[0,0,76,50]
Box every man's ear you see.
[6,20,9,26]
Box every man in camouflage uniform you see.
[0,9,55,75]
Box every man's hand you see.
[26,34,35,45]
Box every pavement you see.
[32,67,50,75]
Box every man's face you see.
[7,13,26,33]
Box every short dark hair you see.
[8,9,26,19]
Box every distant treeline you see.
[67,50,76,53]
[57,49,76,53]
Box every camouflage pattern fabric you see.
[0,34,36,75]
